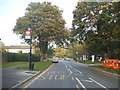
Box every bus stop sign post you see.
[25,28,32,71]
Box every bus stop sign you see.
[25,30,31,39]
[25,30,31,35]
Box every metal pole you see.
[29,42,32,70]
[29,28,32,71]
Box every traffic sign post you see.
[25,28,32,71]
[25,30,31,40]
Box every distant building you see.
[5,45,35,54]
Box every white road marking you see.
[55,75,57,80]
[81,79,93,83]
[68,68,73,74]
[75,77,87,90]
[67,64,82,74]
[72,76,75,80]
[69,65,72,68]
[65,65,68,68]
[65,65,73,74]
[89,78,108,90]
[74,68,82,74]
[49,75,52,80]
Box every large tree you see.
[72,2,120,59]
[53,46,71,58]
[13,2,69,61]
[69,41,87,59]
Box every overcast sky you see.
[0,0,78,46]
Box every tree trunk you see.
[39,41,48,62]
[40,50,44,62]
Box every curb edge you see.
[8,63,54,90]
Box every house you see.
[5,45,35,54]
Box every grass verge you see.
[69,58,74,61]
[2,62,28,68]
[90,65,120,75]
[15,60,53,71]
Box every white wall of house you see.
[5,45,36,54]
[6,49,30,53]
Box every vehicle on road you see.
[52,57,59,63]
[64,58,70,61]
[52,59,59,63]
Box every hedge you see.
[2,52,40,62]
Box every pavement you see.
[2,64,40,89]
[75,61,102,66]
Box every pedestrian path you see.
[2,64,39,89]
[74,61,102,67]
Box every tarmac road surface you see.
[22,59,120,90]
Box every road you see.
[22,59,119,90]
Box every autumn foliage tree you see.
[54,46,71,58]
[13,2,69,61]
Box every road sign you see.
[25,30,31,35]
[25,35,31,39]
[76,51,78,54]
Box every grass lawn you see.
[2,62,28,68]
[15,60,53,71]
[90,65,120,75]
[78,60,102,64]
[69,58,74,61]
